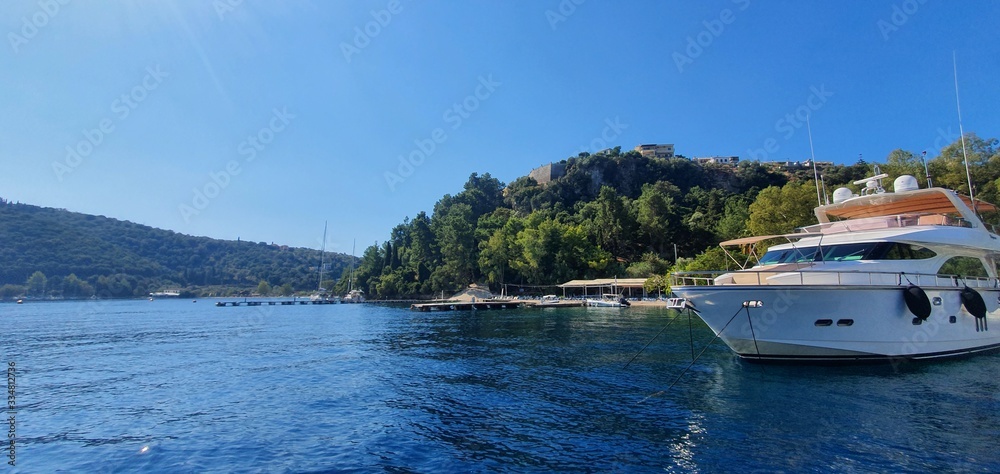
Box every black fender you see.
[960,287,987,319]
[903,285,931,320]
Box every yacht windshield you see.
[758,242,935,265]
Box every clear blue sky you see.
[3,0,999,252]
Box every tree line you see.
[0,201,351,299]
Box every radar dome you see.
[832,187,854,204]
[894,175,919,192]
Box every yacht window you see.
[938,256,989,278]
[758,242,936,265]
[990,255,1000,277]
[878,243,937,260]
[821,243,875,261]
[758,247,820,265]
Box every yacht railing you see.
[671,270,998,289]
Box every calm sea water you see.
[3,299,1000,472]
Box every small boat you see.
[536,295,561,306]
[310,221,339,303]
[342,289,365,303]
[341,239,364,303]
[586,294,630,307]
[671,171,1000,363]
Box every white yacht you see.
[670,173,1000,363]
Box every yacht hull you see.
[672,285,1000,363]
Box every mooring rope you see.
[639,304,747,403]
[623,311,684,370]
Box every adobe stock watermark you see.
[340,0,403,63]
[673,0,750,73]
[573,117,628,156]
[737,287,798,347]
[877,0,928,41]
[546,0,586,31]
[178,107,295,222]
[213,0,245,21]
[746,84,833,162]
[384,74,501,192]
[52,65,168,182]
[7,0,71,54]
[889,312,943,373]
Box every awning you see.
[819,188,996,222]
[719,234,807,246]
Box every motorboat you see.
[536,295,561,306]
[670,172,1000,363]
[586,293,631,307]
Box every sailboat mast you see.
[318,221,328,291]
[348,239,356,292]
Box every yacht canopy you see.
[816,188,996,223]
[719,233,819,246]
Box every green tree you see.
[747,181,818,237]
[257,280,271,296]
[929,134,1000,203]
[635,181,683,254]
[26,271,46,297]
[478,213,524,287]
[679,246,746,272]
[433,203,477,286]
[0,284,25,299]
[62,273,94,298]
[716,195,751,241]
[581,186,636,260]
[882,149,926,186]
[643,274,667,299]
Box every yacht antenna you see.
[953,51,975,211]
[820,174,829,205]
[921,150,933,188]
[807,115,821,207]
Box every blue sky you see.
[2,0,999,253]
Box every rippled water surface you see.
[4,299,1000,472]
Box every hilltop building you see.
[693,156,739,165]
[528,161,567,185]
[634,144,674,159]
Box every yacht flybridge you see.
[670,172,1000,363]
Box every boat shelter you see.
[556,278,651,300]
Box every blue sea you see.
[3,299,1000,472]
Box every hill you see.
[345,136,998,299]
[0,201,352,298]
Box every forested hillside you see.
[0,203,351,298]
[343,135,1000,299]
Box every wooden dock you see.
[526,300,585,308]
[215,299,340,307]
[410,300,523,312]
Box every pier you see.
[215,299,340,307]
[410,300,523,312]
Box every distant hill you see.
[0,200,351,298]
